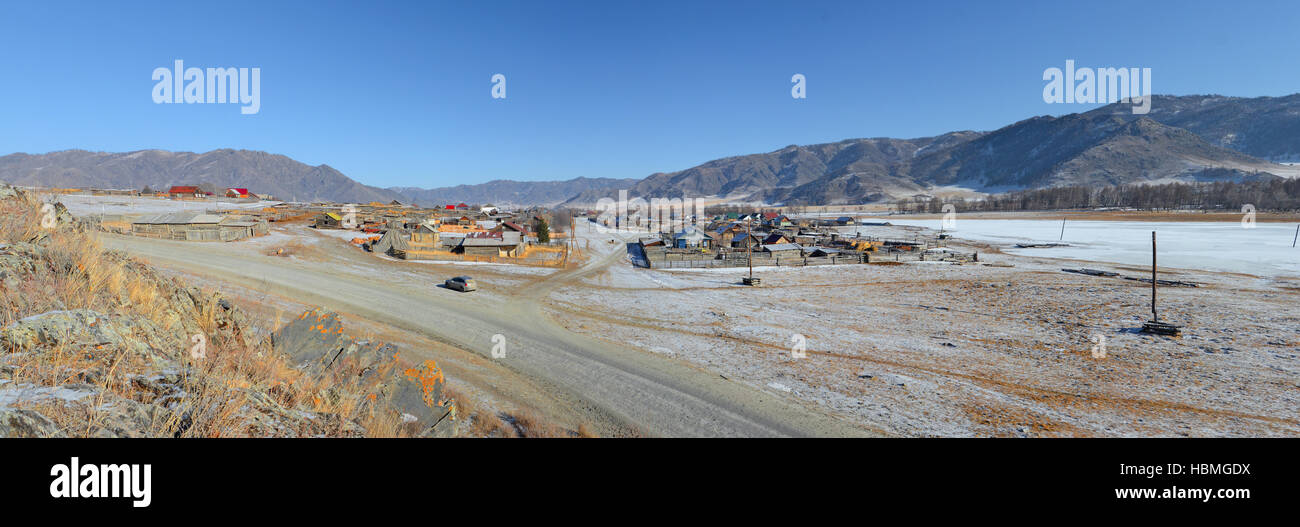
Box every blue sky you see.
[1,0,1297,189]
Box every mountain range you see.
[0,149,407,204]
[563,94,1300,206]
[390,177,639,208]
[2,94,1298,207]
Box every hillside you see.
[0,183,457,437]
[1085,94,1300,162]
[0,149,406,204]
[391,176,639,207]
[567,95,1298,206]
[563,133,983,206]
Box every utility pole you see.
[1059,217,1066,241]
[1293,224,1298,248]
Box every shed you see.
[761,242,802,255]
[805,247,841,257]
[131,212,228,241]
[370,229,410,256]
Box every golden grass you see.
[0,191,414,437]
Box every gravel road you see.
[102,233,877,437]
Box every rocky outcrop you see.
[0,183,458,438]
[0,408,65,438]
[272,309,458,437]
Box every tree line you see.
[895,177,1300,214]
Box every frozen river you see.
[876,219,1300,278]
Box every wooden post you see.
[1151,231,1158,322]
[747,222,753,279]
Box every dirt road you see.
[101,233,876,437]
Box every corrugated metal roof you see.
[761,243,802,252]
[460,231,520,247]
[131,212,223,225]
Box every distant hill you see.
[562,132,984,206]
[0,149,406,204]
[565,94,1299,206]
[390,177,639,207]
[1085,94,1300,162]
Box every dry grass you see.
[0,191,414,437]
[509,409,564,438]
[444,386,580,438]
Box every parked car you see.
[445,276,477,292]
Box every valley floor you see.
[105,219,1300,437]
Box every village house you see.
[730,231,762,249]
[224,188,257,199]
[491,221,528,235]
[669,226,713,249]
[167,185,204,199]
[713,222,746,247]
[410,223,440,246]
[763,213,794,228]
[454,231,521,257]
[762,232,792,245]
[315,212,343,229]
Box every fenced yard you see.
[399,242,571,268]
[635,239,974,269]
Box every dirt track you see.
[101,232,878,438]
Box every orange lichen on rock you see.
[403,359,446,408]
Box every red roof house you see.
[168,185,202,198]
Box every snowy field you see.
[56,194,281,216]
[876,219,1300,278]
